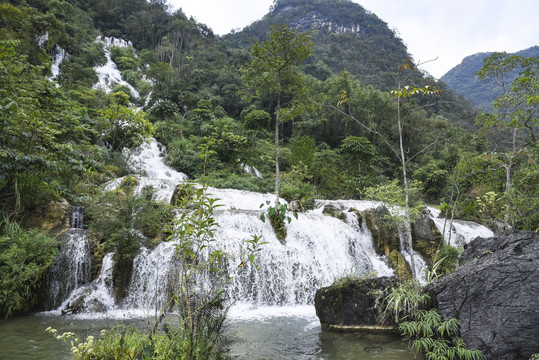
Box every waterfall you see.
[49,139,493,316]
[428,207,493,247]
[92,36,140,98]
[70,206,84,229]
[47,208,91,309]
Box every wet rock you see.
[411,214,443,267]
[426,231,539,360]
[289,200,303,212]
[388,250,412,281]
[314,276,399,331]
[322,205,347,221]
[363,206,400,257]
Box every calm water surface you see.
[0,306,412,360]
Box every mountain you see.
[441,46,539,111]
[223,0,413,90]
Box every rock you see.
[363,206,400,257]
[314,276,399,331]
[426,231,539,360]
[388,250,412,281]
[322,204,347,221]
[411,214,443,267]
[21,198,71,237]
[289,200,303,212]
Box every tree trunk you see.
[274,94,281,210]
[397,94,416,278]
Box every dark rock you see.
[426,231,539,360]
[411,214,444,267]
[314,276,399,331]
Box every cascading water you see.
[92,36,140,98]
[47,207,91,309]
[428,207,493,247]
[50,138,492,317]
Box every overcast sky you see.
[168,0,539,78]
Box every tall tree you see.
[323,59,441,278]
[241,24,312,209]
[475,52,538,228]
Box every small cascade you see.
[70,206,84,229]
[428,208,494,247]
[49,45,67,80]
[123,243,179,311]
[106,139,189,203]
[92,36,140,98]
[47,208,91,309]
[56,253,117,315]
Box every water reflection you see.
[0,307,412,360]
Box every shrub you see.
[0,218,59,317]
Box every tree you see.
[97,91,154,151]
[241,24,313,210]
[323,59,442,278]
[0,40,102,213]
[475,52,538,228]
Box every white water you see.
[47,229,92,309]
[92,36,140,98]
[50,46,67,80]
[428,207,494,247]
[50,139,492,319]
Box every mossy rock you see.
[21,198,71,238]
[112,254,134,302]
[388,250,413,281]
[269,213,287,245]
[322,205,347,222]
[120,176,138,196]
[411,214,444,268]
[171,182,197,206]
[363,206,400,257]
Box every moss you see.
[388,250,413,281]
[112,253,134,302]
[322,205,347,222]
[364,207,400,257]
[269,213,287,244]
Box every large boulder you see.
[426,231,539,360]
[314,276,399,331]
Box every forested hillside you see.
[1,0,537,226]
[0,1,537,320]
[441,46,539,110]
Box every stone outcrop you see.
[21,198,71,237]
[426,231,539,360]
[363,206,400,258]
[314,276,399,331]
[411,214,444,267]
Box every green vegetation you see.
[381,278,485,360]
[0,218,59,318]
[0,0,535,333]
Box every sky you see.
[167,0,539,79]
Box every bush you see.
[0,218,59,317]
[434,245,460,275]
